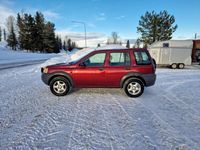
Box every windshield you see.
[68,48,95,63]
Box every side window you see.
[109,52,130,66]
[163,43,169,47]
[84,53,106,67]
[134,51,151,65]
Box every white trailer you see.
[148,40,193,69]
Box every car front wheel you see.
[50,76,71,96]
[124,79,144,98]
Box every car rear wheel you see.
[50,76,71,96]
[124,78,144,97]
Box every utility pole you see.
[72,21,87,48]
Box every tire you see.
[123,78,144,98]
[171,63,177,69]
[50,76,71,96]
[152,58,156,69]
[178,63,185,69]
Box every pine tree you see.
[56,36,62,50]
[126,40,130,48]
[137,10,178,45]
[72,42,77,49]
[7,16,17,50]
[63,40,66,50]
[21,14,35,51]
[67,38,72,51]
[3,29,6,41]
[43,22,58,53]
[0,26,2,42]
[59,37,62,50]
[34,11,45,52]
[17,13,25,49]
[54,35,61,53]
[27,14,35,51]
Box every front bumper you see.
[41,73,51,85]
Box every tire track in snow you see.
[150,74,200,145]
[7,95,79,150]
[66,93,112,150]
[100,93,157,150]
[110,94,199,150]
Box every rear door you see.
[133,50,154,74]
[105,51,131,87]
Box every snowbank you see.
[0,42,58,64]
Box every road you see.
[0,59,48,70]
[0,64,200,150]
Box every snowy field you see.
[0,64,200,150]
[0,42,59,65]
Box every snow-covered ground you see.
[0,42,59,65]
[0,64,200,150]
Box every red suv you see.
[41,49,156,97]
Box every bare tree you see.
[6,16,17,50]
[111,32,119,44]
[107,32,121,44]
[7,16,16,33]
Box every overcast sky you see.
[0,0,200,47]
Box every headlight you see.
[43,67,48,73]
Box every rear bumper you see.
[142,73,156,87]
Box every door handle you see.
[125,67,131,70]
[99,68,104,71]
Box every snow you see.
[0,64,200,149]
[0,42,59,65]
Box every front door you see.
[73,52,107,87]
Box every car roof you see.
[93,48,147,52]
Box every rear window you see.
[134,51,151,65]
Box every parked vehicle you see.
[149,40,193,69]
[41,48,156,97]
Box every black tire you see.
[50,76,71,96]
[123,78,144,98]
[178,63,185,69]
[152,58,156,69]
[171,63,177,69]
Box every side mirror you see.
[79,62,86,67]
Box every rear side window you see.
[134,51,151,65]
[109,52,130,66]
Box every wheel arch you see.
[120,73,146,88]
[48,72,74,87]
